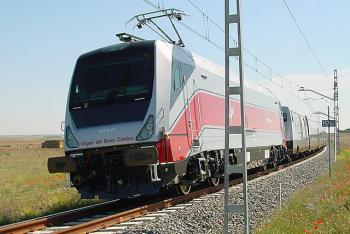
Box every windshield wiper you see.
[105,88,119,103]
[134,97,146,101]
[105,63,132,103]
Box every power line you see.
[282,0,331,82]
[185,0,312,100]
[141,1,302,96]
[177,21,224,52]
[186,0,324,110]
[140,0,312,108]
[143,0,159,9]
[314,88,334,91]
[185,0,304,91]
[177,21,301,98]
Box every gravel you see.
[119,149,329,234]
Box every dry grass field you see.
[1,133,349,227]
[0,136,100,225]
[0,135,62,148]
[339,131,350,150]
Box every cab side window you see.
[283,113,287,122]
[173,65,181,90]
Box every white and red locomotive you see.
[48,40,325,198]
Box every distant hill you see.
[340,129,350,133]
[0,135,63,139]
[0,135,63,147]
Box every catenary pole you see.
[334,71,337,161]
[334,70,339,155]
[224,0,249,233]
[328,106,331,177]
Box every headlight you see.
[136,115,154,141]
[65,126,79,148]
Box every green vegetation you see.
[256,150,350,234]
[2,133,350,228]
[339,132,350,151]
[0,148,100,225]
[340,129,350,133]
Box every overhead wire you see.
[177,21,224,52]
[141,0,303,97]
[143,0,160,10]
[140,0,314,108]
[189,0,331,111]
[184,0,310,101]
[282,0,331,82]
[177,20,300,97]
[185,0,304,93]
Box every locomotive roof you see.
[78,40,156,60]
[190,49,275,99]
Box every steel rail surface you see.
[0,199,126,234]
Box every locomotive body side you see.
[164,46,286,171]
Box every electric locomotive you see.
[48,39,324,199]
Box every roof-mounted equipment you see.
[116,33,145,43]
[127,9,186,47]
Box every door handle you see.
[188,120,196,127]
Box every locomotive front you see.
[48,40,174,199]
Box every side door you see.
[304,116,310,150]
[298,115,304,151]
[182,63,201,148]
[190,78,202,146]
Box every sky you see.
[0,0,349,135]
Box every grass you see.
[0,147,100,226]
[1,133,349,228]
[339,132,350,151]
[0,135,63,147]
[256,149,350,234]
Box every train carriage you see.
[308,118,322,152]
[282,106,324,156]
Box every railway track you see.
[0,148,324,234]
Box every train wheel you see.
[208,177,220,186]
[176,184,192,195]
[273,161,278,168]
[261,164,268,171]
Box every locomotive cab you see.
[48,40,180,199]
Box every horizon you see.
[0,1,349,134]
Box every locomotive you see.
[48,39,325,198]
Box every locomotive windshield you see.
[68,42,155,128]
[70,53,153,108]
